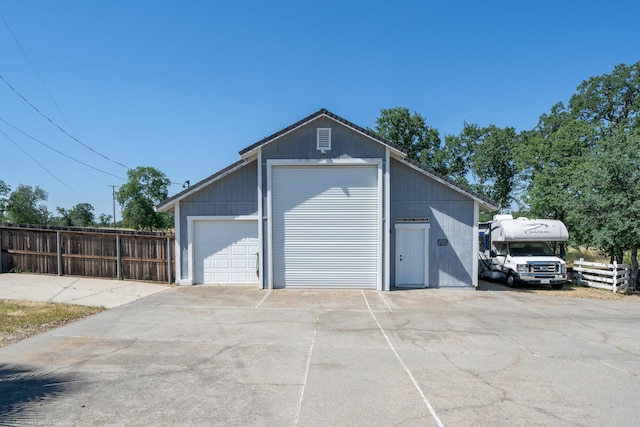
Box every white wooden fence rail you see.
[572,258,630,292]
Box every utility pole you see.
[109,185,118,229]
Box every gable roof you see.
[239,108,406,158]
[157,108,500,212]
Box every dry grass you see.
[479,280,635,301]
[0,300,104,348]
[565,246,610,267]
[515,283,630,300]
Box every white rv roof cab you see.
[490,214,569,242]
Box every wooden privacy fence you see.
[572,258,630,292]
[0,223,174,283]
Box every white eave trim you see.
[156,160,250,212]
[401,159,499,211]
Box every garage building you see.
[156,109,498,290]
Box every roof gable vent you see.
[317,128,331,151]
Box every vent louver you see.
[317,128,331,150]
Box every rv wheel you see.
[551,283,564,290]
[506,273,518,288]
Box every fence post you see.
[612,261,618,293]
[167,237,172,284]
[577,258,584,283]
[56,231,62,276]
[116,234,121,280]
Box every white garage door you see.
[271,164,380,288]
[194,220,259,284]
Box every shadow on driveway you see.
[0,363,82,423]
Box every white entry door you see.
[395,224,429,288]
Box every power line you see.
[0,13,77,138]
[0,73,131,170]
[0,76,186,187]
[0,117,126,181]
[0,20,188,193]
[0,127,95,202]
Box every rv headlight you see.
[517,264,526,273]
[560,264,566,274]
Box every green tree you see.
[522,62,640,288]
[517,109,595,247]
[6,184,50,225]
[0,180,10,221]
[568,62,640,131]
[443,123,520,212]
[56,203,95,227]
[576,128,640,288]
[97,213,113,228]
[54,207,71,226]
[567,62,639,268]
[441,132,473,186]
[373,107,445,172]
[116,166,172,230]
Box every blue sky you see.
[1,0,638,220]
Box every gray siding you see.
[260,117,386,160]
[177,160,258,280]
[390,158,475,287]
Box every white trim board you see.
[384,147,391,291]
[257,149,265,289]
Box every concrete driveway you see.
[0,273,168,308]
[1,283,639,426]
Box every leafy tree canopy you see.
[525,61,640,287]
[517,118,596,246]
[581,129,640,253]
[568,62,640,131]
[0,180,10,221]
[55,203,95,227]
[116,166,172,231]
[98,213,113,228]
[6,184,50,225]
[443,123,520,211]
[374,107,445,173]
[576,127,640,284]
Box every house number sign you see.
[395,218,429,223]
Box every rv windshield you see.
[509,242,554,256]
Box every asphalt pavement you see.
[1,277,639,426]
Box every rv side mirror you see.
[490,250,497,257]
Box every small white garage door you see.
[194,220,259,284]
[271,164,380,289]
